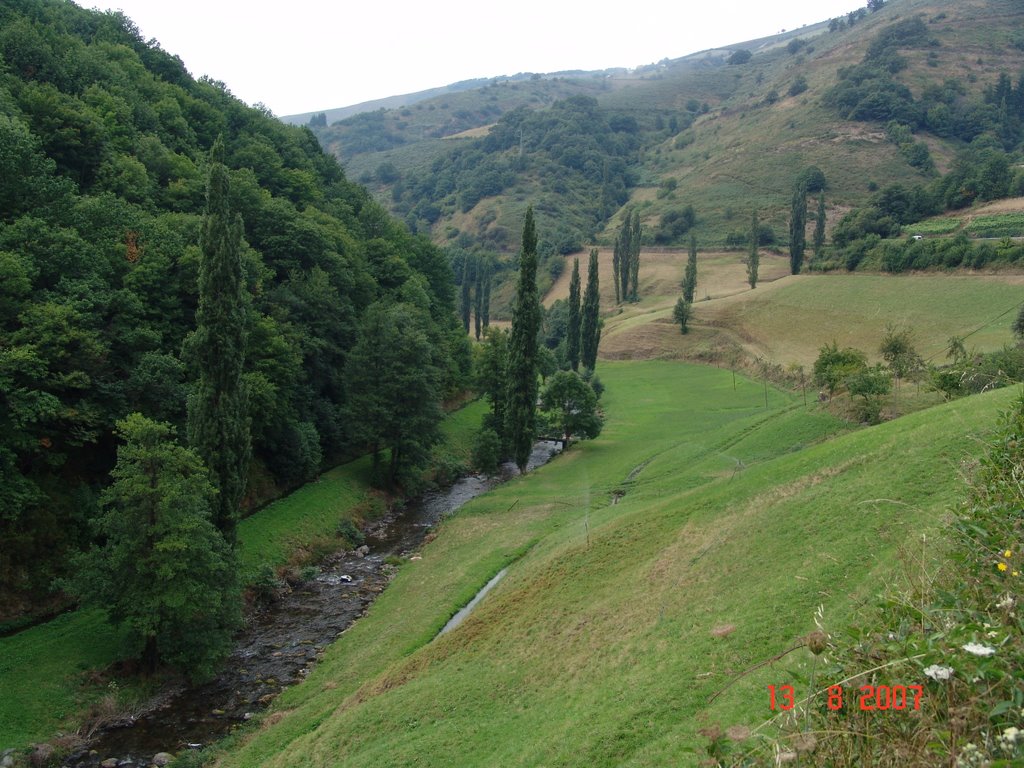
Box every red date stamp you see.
[768,684,924,711]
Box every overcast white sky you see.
[91,1,862,117]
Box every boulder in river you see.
[152,754,174,767]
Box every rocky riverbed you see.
[62,441,560,768]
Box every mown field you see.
[0,401,487,750]
[211,361,1015,768]
[545,248,1024,367]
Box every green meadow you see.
[212,361,1015,768]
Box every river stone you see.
[152,753,174,766]
[100,760,118,768]
[29,744,54,767]
[1,754,15,768]
[355,545,369,557]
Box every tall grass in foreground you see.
[739,391,1024,767]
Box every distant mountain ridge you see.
[298,0,1024,262]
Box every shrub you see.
[336,518,365,549]
[472,428,502,474]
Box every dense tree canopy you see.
[0,0,467,610]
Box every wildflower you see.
[962,642,996,656]
[999,562,1009,572]
[999,726,1021,755]
[1005,550,1013,558]
[996,594,1015,610]
[924,664,955,681]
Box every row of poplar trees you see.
[485,208,602,472]
[612,209,642,303]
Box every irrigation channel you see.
[65,441,561,768]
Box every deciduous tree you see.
[813,191,826,259]
[683,233,698,303]
[506,207,542,472]
[789,181,807,274]
[186,137,250,544]
[566,257,581,371]
[581,248,601,371]
[540,370,603,446]
[747,211,760,289]
[673,297,692,334]
[345,301,444,487]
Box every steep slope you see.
[0,0,467,615]
[211,363,1015,767]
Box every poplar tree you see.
[474,258,483,340]
[461,254,473,334]
[506,207,542,472]
[581,248,601,371]
[628,210,642,301]
[187,137,250,544]
[789,182,807,275]
[683,233,698,303]
[480,256,492,330]
[612,237,622,304]
[747,211,760,289]
[566,257,582,371]
[813,192,826,260]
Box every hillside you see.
[307,0,1024,258]
[0,0,468,617]
[211,362,1018,767]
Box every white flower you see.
[996,594,1015,610]
[962,642,996,657]
[924,664,955,681]
[1000,726,1021,755]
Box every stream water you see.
[64,441,560,768]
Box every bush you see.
[472,428,502,474]
[728,49,752,65]
[336,518,365,549]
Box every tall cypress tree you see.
[813,192,826,260]
[789,182,807,275]
[683,233,698,303]
[187,137,250,544]
[628,210,642,301]
[581,248,601,371]
[747,211,760,289]
[566,257,582,371]
[506,207,542,472]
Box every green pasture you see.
[213,362,1014,768]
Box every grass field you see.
[550,248,1024,367]
[0,400,487,750]
[210,362,1015,768]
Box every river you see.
[64,441,561,768]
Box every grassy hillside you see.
[542,247,1024,366]
[312,0,1024,254]
[211,362,1014,767]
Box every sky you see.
[93,0,863,117]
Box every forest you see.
[0,0,470,624]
